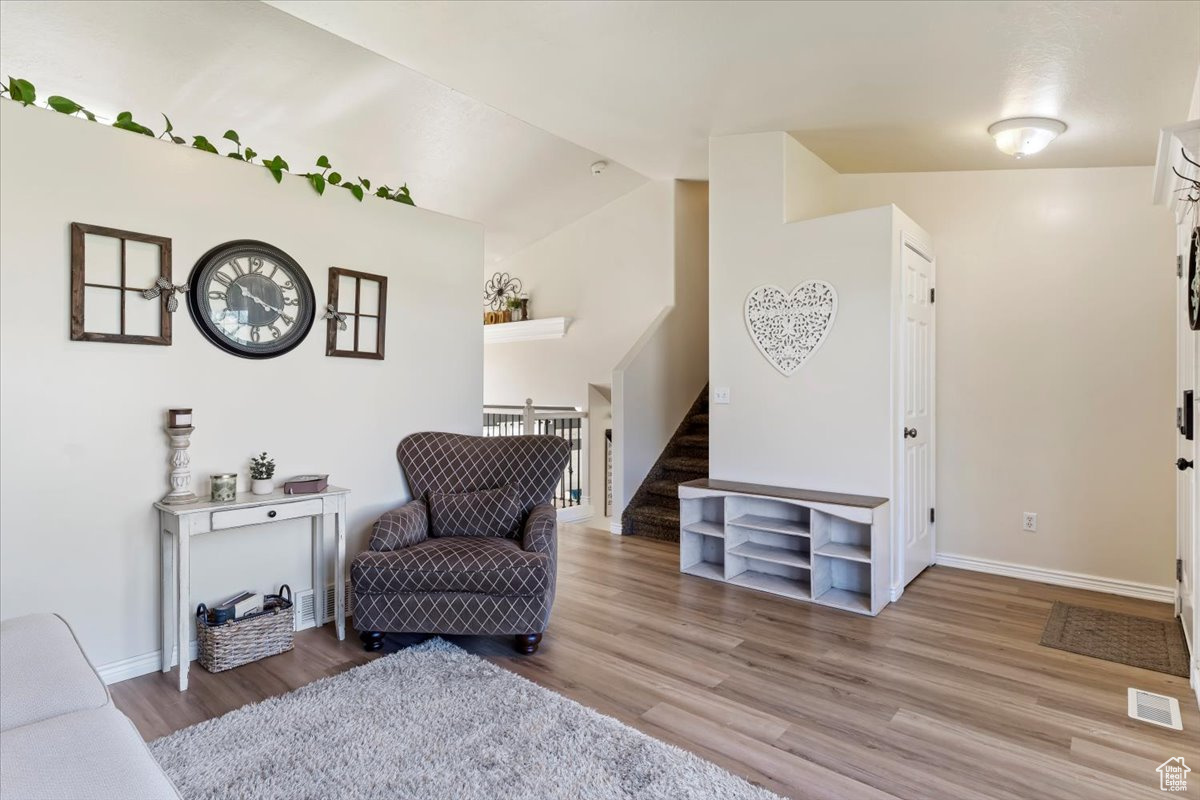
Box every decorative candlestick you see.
[161,409,197,505]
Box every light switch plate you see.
[713,387,730,404]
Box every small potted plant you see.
[250,452,276,495]
[506,296,523,322]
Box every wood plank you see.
[111,524,1200,800]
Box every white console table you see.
[155,486,350,691]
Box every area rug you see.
[150,638,781,800]
[1038,601,1190,677]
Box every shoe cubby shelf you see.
[678,478,890,616]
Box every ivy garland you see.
[0,76,415,207]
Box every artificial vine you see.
[0,76,416,207]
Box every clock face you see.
[187,240,315,358]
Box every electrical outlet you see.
[1022,512,1037,532]
[713,387,731,404]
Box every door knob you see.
[904,427,918,439]
[1177,458,1194,471]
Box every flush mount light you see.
[988,117,1067,158]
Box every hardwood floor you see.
[112,524,1200,799]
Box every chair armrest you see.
[521,503,557,558]
[369,500,429,551]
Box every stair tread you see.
[663,456,708,471]
[647,480,682,497]
[675,434,709,446]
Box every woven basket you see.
[196,585,295,673]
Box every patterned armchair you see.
[352,432,570,654]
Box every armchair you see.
[351,432,570,654]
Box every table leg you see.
[160,523,175,673]
[334,500,346,641]
[177,521,190,692]
[312,515,327,630]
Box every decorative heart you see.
[744,281,838,376]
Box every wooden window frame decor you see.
[325,267,387,360]
[70,222,173,345]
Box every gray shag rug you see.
[150,638,781,800]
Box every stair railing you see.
[482,399,587,509]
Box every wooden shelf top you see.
[680,478,887,509]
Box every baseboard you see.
[609,520,623,535]
[935,552,1174,603]
[889,584,904,602]
[557,504,594,524]
[97,641,198,685]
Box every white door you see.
[901,240,936,586]
[1179,223,1197,654]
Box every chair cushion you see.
[428,483,522,539]
[1,614,108,732]
[0,706,182,800]
[352,537,551,596]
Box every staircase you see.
[621,386,708,542]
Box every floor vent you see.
[1127,688,1183,730]
[294,589,316,630]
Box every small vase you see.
[252,478,275,495]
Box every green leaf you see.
[171,135,186,144]
[161,114,174,134]
[315,155,331,169]
[222,129,240,144]
[243,146,257,162]
[80,109,96,122]
[262,155,289,183]
[227,152,244,161]
[191,135,219,153]
[327,171,342,185]
[7,77,35,106]
[306,173,326,195]
[113,112,154,136]
[375,187,389,198]
[348,184,364,202]
[358,177,371,190]
[47,95,81,115]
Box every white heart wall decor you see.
[744,281,838,376]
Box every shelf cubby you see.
[812,556,872,614]
[677,479,890,616]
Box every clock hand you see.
[240,288,284,315]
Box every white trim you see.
[935,552,1174,602]
[97,641,198,685]
[889,584,905,602]
[609,520,623,535]
[483,316,570,343]
[557,504,594,524]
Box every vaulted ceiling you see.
[0,0,645,263]
[3,1,1197,264]
[270,0,1200,177]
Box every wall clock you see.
[187,240,315,358]
[1189,226,1199,332]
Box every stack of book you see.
[208,590,263,624]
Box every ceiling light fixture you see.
[988,117,1067,158]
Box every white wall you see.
[0,103,483,672]
[612,181,710,518]
[483,180,709,519]
[710,139,896,494]
[710,132,1176,590]
[483,181,675,410]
